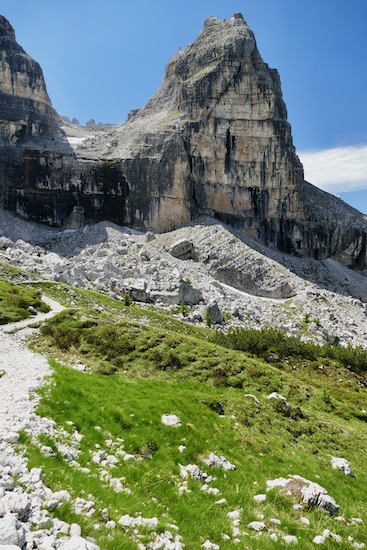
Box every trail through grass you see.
[15,283,367,548]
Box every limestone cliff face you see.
[0,15,62,145]
[0,16,131,225]
[1,13,367,268]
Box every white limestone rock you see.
[59,535,100,550]
[243,394,259,404]
[0,515,25,547]
[203,453,235,470]
[161,414,181,427]
[283,535,298,544]
[331,457,354,477]
[266,392,290,407]
[202,540,220,549]
[247,521,266,531]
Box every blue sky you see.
[2,0,367,212]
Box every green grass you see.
[212,326,367,374]
[22,359,367,549]
[14,283,367,548]
[0,278,50,323]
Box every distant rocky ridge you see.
[0,13,367,267]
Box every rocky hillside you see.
[0,214,367,548]
[0,13,367,269]
[1,208,367,350]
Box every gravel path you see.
[0,295,64,434]
[0,299,101,549]
[0,327,51,439]
[1,296,65,334]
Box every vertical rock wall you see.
[0,13,367,267]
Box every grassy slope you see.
[0,278,50,323]
[13,282,367,548]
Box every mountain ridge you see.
[0,13,367,268]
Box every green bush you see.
[212,327,367,373]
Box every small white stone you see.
[227,510,241,521]
[243,394,259,404]
[69,523,82,537]
[161,414,181,427]
[202,540,220,549]
[300,516,310,526]
[253,493,266,502]
[247,521,266,531]
[332,457,354,477]
[3,432,19,444]
[334,516,346,522]
[282,535,298,544]
[106,520,116,529]
[118,514,133,528]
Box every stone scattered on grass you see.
[59,535,100,550]
[118,514,158,531]
[203,453,236,470]
[282,535,298,544]
[266,392,289,407]
[332,457,354,477]
[202,540,220,549]
[180,463,208,481]
[267,475,339,515]
[247,521,266,531]
[243,393,260,404]
[161,414,181,427]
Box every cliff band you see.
[0,13,367,267]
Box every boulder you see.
[168,239,194,259]
[331,457,354,477]
[205,300,224,324]
[0,515,25,547]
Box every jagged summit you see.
[141,12,257,117]
[0,14,62,146]
[0,13,367,267]
[0,15,16,42]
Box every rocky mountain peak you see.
[0,13,367,269]
[0,14,62,146]
[141,13,257,119]
[0,15,16,43]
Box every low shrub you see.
[212,327,367,373]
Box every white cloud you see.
[298,144,367,195]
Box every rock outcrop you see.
[1,13,367,267]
